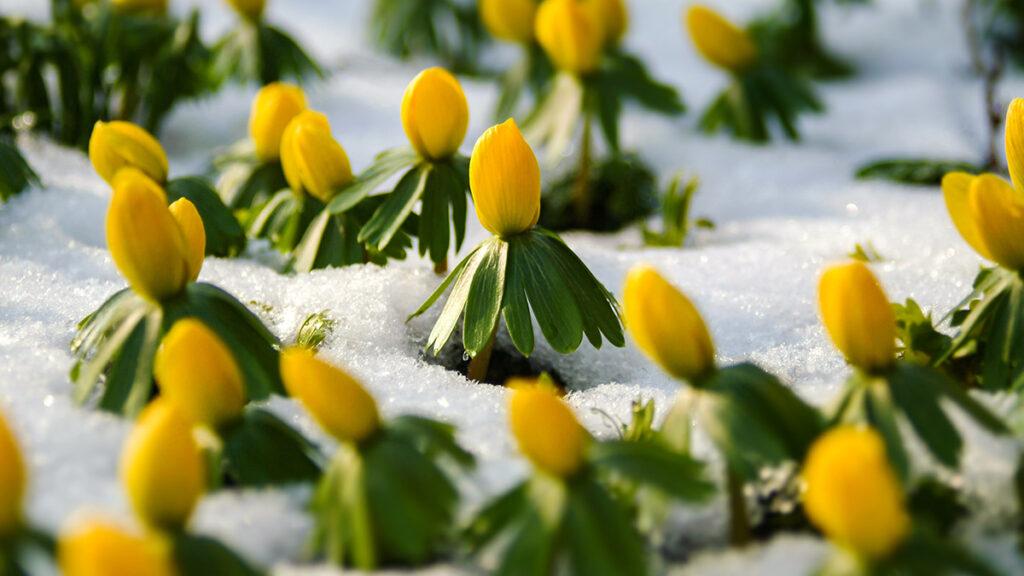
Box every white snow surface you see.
[1,0,1023,574]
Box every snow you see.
[0,0,1022,573]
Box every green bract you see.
[212,406,322,488]
[171,532,263,576]
[212,19,322,86]
[0,525,55,574]
[215,143,290,212]
[369,0,488,73]
[0,138,38,202]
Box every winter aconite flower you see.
[111,0,167,14]
[168,197,205,283]
[509,382,589,478]
[623,265,716,382]
[280,347,380,443]
[685,5,758,73]
[0,411,25,538]
[587,0,628,45]
[818,261,896,372]
[250,83,307,162]
[535,0,605,75]
[480,0,538,44]
[154,319,246,429]
[803,426,910,560]
[89,121,169,185]
[469,119,541,236]
[280,110,354,203]
[402,68,470,161]
[226,0,266,22]
[121,400,205,532]
[59,519,175,576]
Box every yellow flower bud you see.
[1004,98,1024,195]
[535,0,605,75]
[685,5,758,73]
[818,262,897,372]
[480,0,538,44]
[469,119,541,237]
[0,411,26,537]
[89,121,169,185]
[802,426,910,560]
[280,111,354,203]
[110,0,168,14]
[586,0,628,45]
[250,83,307,162]
[154,319,246,429]
[508,381,588,478]
[401,67,470,161]
[106,169,192,303]
[121,400,205,531]
[944,173,1024,270]
[226,0,265,21]
[59,518,175,576]
[622,265,716,382]
[280,348,380,444]
[167,198,205,283]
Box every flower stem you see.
[572,113,593,227]
[467,327,497,382]
[434,257,448,275]
[726,464,751,546]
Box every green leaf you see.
[172,534,263,576]
[166,176,247,257]
[463,239,508,356]
[0,138,38,201]
[464,482,529,551]
[328,147,418,215]
[590,440,714,502]
[99,308,163,417]
[887,364,962,468]
[359,164,430,251]
[563,477,647,576]
[515,233,584,354]
[221,408,322,487]
[219,160,287,211]
[388,414,475,468]
[862,381,910,481]
[855,159,981,186]
[502,239,536,356]
[424,246,488,354]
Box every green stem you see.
[572,112,593,227]
[726,464,751,546]
[467,327,497,382]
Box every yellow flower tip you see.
[154,319,246,429]
[941,171,992,262]
[58,517,175,576]
[587,0,629,45]
[622,265,716,382]
[121,400,205,531]
[508,382,589,478]
[250,83,308,162]
[0,411,26,538]
[106,169,191,303]
[167,198,205,282]
[280,110,354,203]
[1005,98,1024,194]
[89,121,169,185]
[469,119,541,237]
[110,0,168,14]
[968,174,1024,270]
[401,67,470,161]
[685,5,758,73]
[226,0,266,22]
[480,0,538,44]
[279,347,381,444]
[802,426,910,560]
[818,261,897,372]
[535,0,605,75]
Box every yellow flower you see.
[226,0,265,21]
[535,0,605,75]
[59,518,175,576]
[154,319,246,429]
[401,67,470,161]
[89,121,169,185]
[110,0,168,14]
[0,411,25,537]
[480,0,538,44]
[106,169,197,303]
[802,426,910,561]
[622,265,716,382]
[250,83,308,162]
[280,347,381,444]
[168,198,205,283]
[280,111,354,203]
[586,0,628,45]
[818,262,896,372]
[685,5,758,73]
[469,119,541,237]
[508,381,589,478]
[121,400,205,531]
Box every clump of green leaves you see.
[0,137,38,201]
[296,310,335,351]
[369,0,488,74]
[642,174,714,248]
[855,159,982,186]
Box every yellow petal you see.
[535,0,605,75]
[818,262,896,371]
[1005,98,1024,197]
[480,0,538,44]
[508,381,588,478]
[685,5,758,73]
[802,426,910,560]
[106,169,190,303]
[622,265,716,382]
[121,400,205,531]
[942,172,992,261]
[970,174,1024,270]
[59,518,175,576]
[250,83,308,162]
[469,119,541,236]
[279,348,380,443]
[280,111,354,203]
[0,410,25,538]
[401,67,470,161]
[155,319,246,429]
[585,0,628,45]
[89,121,169,185]
[168,198,205,282]
[226,0,265,21]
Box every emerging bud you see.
[0,411,25,538]
[480,0,538,44]
[818,262,897,372]
[943,173,1024,271]
[168,198,206,283]
[110,0,168,14]
[280,111,354,203]
[802,426,910,560]
[59,518,175,576]
[280,348,381,444]
[121,400,205,531]
[469,119,541,237]
[250,83,308,162]
[401,67,470,161]
[508,381,588,478]
[535,0,605,75]
[623,265,716,382]
[586,0,628,45]
[155,319,246,429]
[685,5,758,73]
[89,121,169,185]
[226,0,265,22]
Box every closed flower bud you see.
[508,381,588,478]
[168,198,205,282]
[623,265,716,382]
[106,170,193,303]
[250,83,307,162]
[818,262,896,372]
[121,400,205,531]
[587,0,628,45]
[535,0,605,75]
[155,319,246,429]
[0,411,25,537]
[802,427,910,560]
[226,0,265,21]
[89,121,169,185]
[469,119,541,237]
[280,348,380,443]
[111,0,168,14]
[59,519,175,576]
[401,67,470,161]
[943,172,1024,270]
[280,111,354,203]
[481,0,538,44]
[685,5,758,73]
